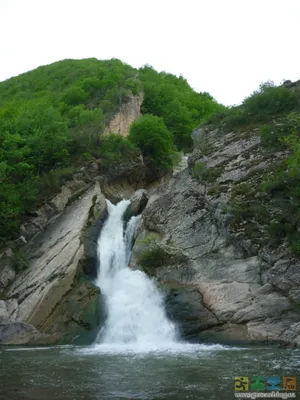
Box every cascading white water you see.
[94,199,177,348]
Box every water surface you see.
[1,344,299,399]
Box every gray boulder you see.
[0,249,16,290]
[130,189,149,216]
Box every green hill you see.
[0,58,223,241]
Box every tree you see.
[128,115,175,173]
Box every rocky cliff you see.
[104,93,144,136]
[0,150,151,345]
[131,126,300,345]
[1,122,299,346]
[0,182,107,344]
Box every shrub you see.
[193,162,224,182]
[98,134,140,169]
[128,115,175,173]
[224,106,250,130]
[12,248,29,273]
[36,167,76,202]
[243,82,298,122]
[137,242,170,275]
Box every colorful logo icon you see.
[265,376,281,391]
[234,376,297,392]
[283,376,297,391]
[234,376,249,391]
[250,376,265,391]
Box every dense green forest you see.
[0,58,222,241]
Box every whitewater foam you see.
[94,200,177,347]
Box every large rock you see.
[36,279,104,344]
[131,127,300,345]
[0,249,16,290]
[20,179,92,241]
[99,154,146,203]
[0,322,59,345]
[0,301,9,324]
[130,189,149,216]
[5,183,106,343]
[164,283,218,340]
[104,93,144,136]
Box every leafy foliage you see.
[98,134,140,170]
[0,58,140,241]
[193,162,224,182]
[139,66,225,150]
[136,237,170,275]
[128,115,175,173]
[243,81,299,122]
[0,58,221,242]
[208,81,300,131]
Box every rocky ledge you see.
[0,183,107,345]
[131,127,300,345]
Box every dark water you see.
[0,344,300,400]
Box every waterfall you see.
[94,199,177,348]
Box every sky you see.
[0,0,299,106]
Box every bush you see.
[137,242,170,275]
[12,248,29,273]
[243,82,298,122]
[193,162,224,182]
[212,82,300,131]
[224,106,250,130]
[128,115,175,173]
[98,134,140,169]
[36,167,76,202]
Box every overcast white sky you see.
[0,0,299,105]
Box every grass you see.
[193,162,224,183]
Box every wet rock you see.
[164,284,218,339]
[6,183,105,344]
[0,301,9,324]
[37,280,104,344]
[132,125,300,345]
[0,249,16,290]
[130,189,149,216]
[0,322,59,345]
[14,236,27,246]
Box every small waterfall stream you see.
[94,199,177,350]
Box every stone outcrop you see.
[0,249,15,291]
[98,154,146,203]
[0,322,60,345]
[104,93,143,136]
[0,301,9,324]
[129,189,149,217]
[1,183,106,344]
[131,126,300,345]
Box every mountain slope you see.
[0,58,223,241]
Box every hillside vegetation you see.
[202,81,300,255]
[0,58,222,241]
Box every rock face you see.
[1,183,106,344]
[0,301,9,324]
[129,189,149,216]
[131,127,300,345]
[104,93,143,136]
[0,249,15,291]
[0,322,59,345]
[99,154,146,203]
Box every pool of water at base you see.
[0,343,299,400]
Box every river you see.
[0,345,299,399]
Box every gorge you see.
[0,59,299,399]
